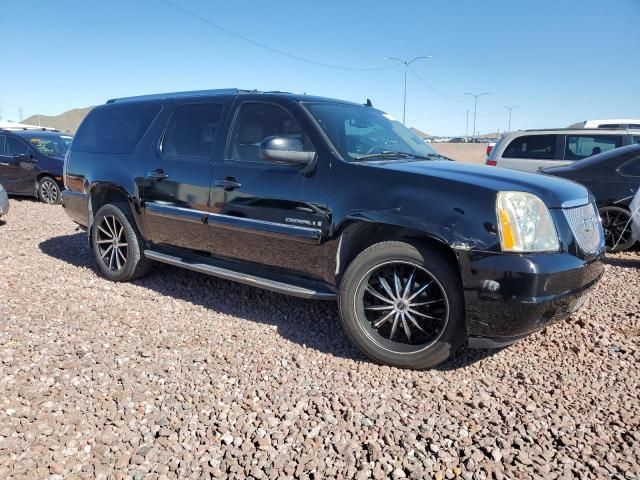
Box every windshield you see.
[23,133,72,156]
[304,102,439,161]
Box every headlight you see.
[496,191,559,252]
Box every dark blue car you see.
[0,128,71,204]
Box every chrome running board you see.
[143,250,336,300]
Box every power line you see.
[408,66,465,103]
[159,0,396,71]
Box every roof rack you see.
[0,126,59,132]
[106,88,251,104]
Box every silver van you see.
[486,129,640,172]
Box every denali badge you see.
[285,218,322,227]
[583,217,594,232]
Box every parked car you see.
[486,128,640,172]
[0,183,9,219]
[62,89,605,369]
[0,128,71,204]
[541,144,640,252]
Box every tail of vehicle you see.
[485,143,496,165]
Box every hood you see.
[364,160,589,208]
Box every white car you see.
[579,118,640,129]
[486,128,640,172]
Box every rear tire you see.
[91,203,153,282]
[338,241,465,369]
[37,176,61,204]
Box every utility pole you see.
[465,110,469,138]
[386,55,432,125]
[18,107,24,122]
[504,105,518,132]
[463,92,489,142]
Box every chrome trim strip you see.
[561,197,590,209]
[144,250,336,300]
[207,212,322,244]
[145,203,208,224]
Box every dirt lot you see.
[432,144,487,165]
[0,199,638,480]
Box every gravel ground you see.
[0,198,638,480]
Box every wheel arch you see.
[87,183,146,239]
[333,217,462,286]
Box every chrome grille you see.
[563,202,604,255]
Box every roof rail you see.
[106,88,244,104]
[0,126,59,132]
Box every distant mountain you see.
[23,106,93,134]
[409,127,429,139]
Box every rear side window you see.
[632,136,640,145]
[564,135,622,160]
[0,135,5,155]
[502,135,557,160]
[619,156,640,177]
[6,137,28,155]
[72,104,161,154]
[161,104,222,158]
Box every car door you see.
[0,135,36,194]
[498,134,565,172]
[143,101,228,252]
[208,100,329,280]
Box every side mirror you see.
[259,136,316,167]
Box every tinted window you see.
[0,135,5,155]
[6,137,28,155]
[161,104,222,157]
[503,135,557,159]
[228,103,312,163]
[72,104,161,154]
[619,156,640,177]
[565,135,622,160]
[632,136,640,145]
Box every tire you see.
[339,241,465,369]
[600,206,635,252]
[37,176,61,204]
[91,203,153,282]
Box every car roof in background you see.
[503,128,640,136]
[7,129,71,138]
[556,144,640,170]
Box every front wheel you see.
[37,176,61,204]
[339,241,465,369]
[600,206,635,252]
[91,203,153,282]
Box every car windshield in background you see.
[304,103,439,162]
[24,133,73,156]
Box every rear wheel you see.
[37,176,61,204]
[600,206,635,252]
[91,203,153,281]
[339,241,465,369]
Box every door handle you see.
[215,178,242,190]
[147,169,169,180]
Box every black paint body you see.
[62,90,605,345]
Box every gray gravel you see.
[0,198,638,480]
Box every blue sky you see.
[1,0,638,135]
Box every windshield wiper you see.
[354,151,435,161]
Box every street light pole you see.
[463,92,489,142]
[386,56,432,125]
[504,105,519,132]
[466,110,469,138]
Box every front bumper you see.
[457,250,604,346]
[0,188,9,217]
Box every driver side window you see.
[227,103,313,163]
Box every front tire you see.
[600,206,635,252]
[37,176,61,204]
[339,241,465,369]
[91,203,152,282]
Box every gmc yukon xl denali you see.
[62,89,605,369]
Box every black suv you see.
[0,128,71,204]
[62,89,605,369]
